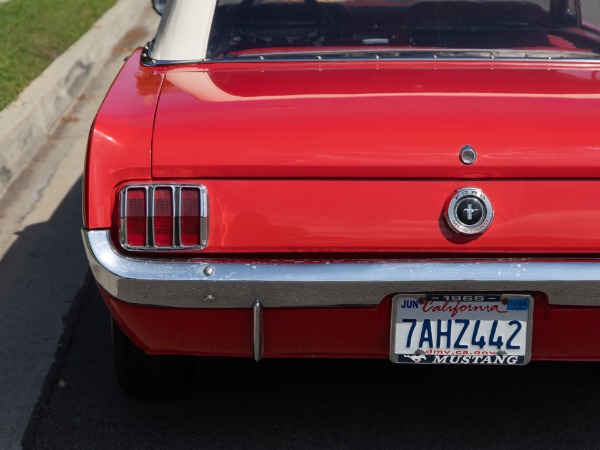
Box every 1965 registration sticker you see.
[390,293,533,365]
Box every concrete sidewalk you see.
[0,0,149,201]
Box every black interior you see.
[207,1,600,59]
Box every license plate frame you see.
[390,293,534,365]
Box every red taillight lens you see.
[153,188,174,247]
[180,188,200,247]
[125,188,146,247]
[121,185,207,250]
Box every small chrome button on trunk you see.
[459,145,477,165]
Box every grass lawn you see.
[0,0,116,110]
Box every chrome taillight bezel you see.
[119,184,208,251]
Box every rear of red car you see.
[83,0,600,397]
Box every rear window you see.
[207,0,600,60]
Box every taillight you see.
[180,188,201,247]
[124,188,146,247]
[120,185,208,250]
[153,187,174,247]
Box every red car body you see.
[83,0,600,395]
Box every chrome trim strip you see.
[83,229,600,309]
[253,300,264,362]
[199,185,209,249]
[119,189,127,248]
[174,186,181,247]
[142,56,600,67]
[148,185,155,247]
[145,186,151,247]
[141,42,600,67]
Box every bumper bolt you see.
[203,266,215,276]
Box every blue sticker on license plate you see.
[508,298,529,311]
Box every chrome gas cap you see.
[445,187,494,235]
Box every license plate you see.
[390,293,533,365]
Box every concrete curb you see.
[0,0,148,199]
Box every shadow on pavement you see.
[0,177,88,447]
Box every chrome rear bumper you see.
[83,229,600,309]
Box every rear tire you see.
[111,318,195,398]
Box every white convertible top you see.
[150,0,217,62]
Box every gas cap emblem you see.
[445,187,494,235]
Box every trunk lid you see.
[150,62,600,254]
[152,61,600,179]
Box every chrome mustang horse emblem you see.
[464,203,478,221]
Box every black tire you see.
[111,318,195,398]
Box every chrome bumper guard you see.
[83,229,600,309]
